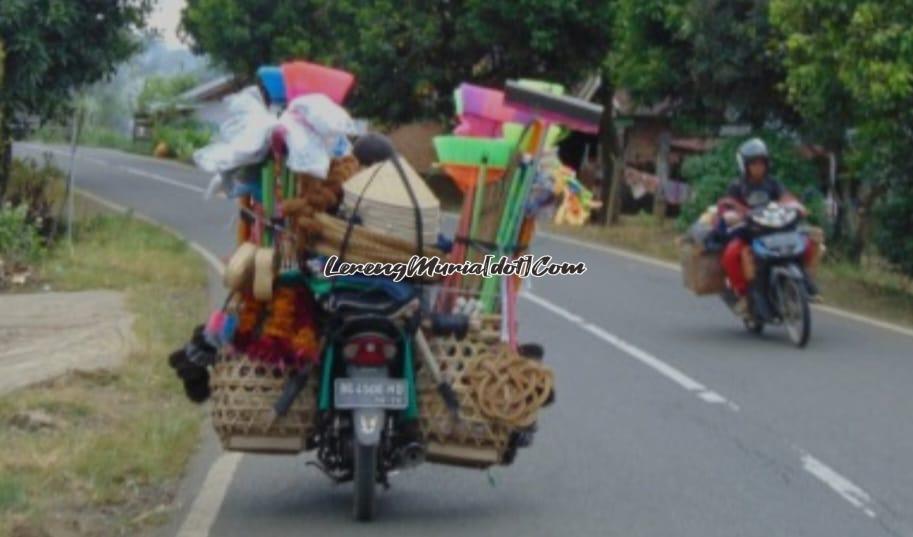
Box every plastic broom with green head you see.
[433,136,513,192]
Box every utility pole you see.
[653,130,670,225]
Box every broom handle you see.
[479,161,528,312]
[262,164,274,247]
[460,157,489,295]
[469,157,488,243]
[502,121,549,336]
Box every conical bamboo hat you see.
[341,158,441,244]
[342,159,440,210]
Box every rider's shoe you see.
[723,288,750,317]
[805,278,820,298]
[749,285,774,322]
[733,296,750,317]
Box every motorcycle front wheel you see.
[780,276,810,348]
[353,443,378,521]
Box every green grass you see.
[0,212,208,536]
[0,476,26,513]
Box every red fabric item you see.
[803,239,817,266]
[722,238,749,295]
[722,237,818,296]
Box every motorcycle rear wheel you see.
[780,277,810,348]
[353,443,378,521]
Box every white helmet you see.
[736,137,769,178]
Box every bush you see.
[7,157,65,236]
[677,132,824,228]
[153,120,212,161]
[873,184,913,276]
[0,204,44,266]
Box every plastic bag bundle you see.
[278,95,356,178]
[194,87,279,174]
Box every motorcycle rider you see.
[718,138,817,318]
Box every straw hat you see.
[341,158,441,245]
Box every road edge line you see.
[75,189,224,275]
[75,188,235,537]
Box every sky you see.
[148,0,188,49]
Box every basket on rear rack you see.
[679,240,726,296]
[417,315,510,467]
[210,353,317,454]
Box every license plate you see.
[334,378,408,409]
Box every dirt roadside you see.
[0,290,134,395]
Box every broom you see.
[433,136,513,193]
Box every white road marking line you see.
[122,166,206,194]
[77,189,236,537]
[525,289,885,520]
[800,452,877,518]
[697,390,740,411]
[580,321,709,393]
[523,291,727,399]
[522,290,584,323]
[175,453,243,537]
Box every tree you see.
[180,0,347,78]
[0,0,152,200]
[609,0,795,129]
[136,73,200,113]
[600,0,798,225]
[771,0,913,263]
[334,0,462,122]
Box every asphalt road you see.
[15,143,913,537]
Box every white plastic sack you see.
[287,94,356,141]
[280,94,357,177]
[193,86,279,173]
[278,113,332,178]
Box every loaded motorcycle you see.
[718,200,816,348]
[305,279,426,521]
[300,276,539,520]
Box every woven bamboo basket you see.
[679,241,726,296]
[210,354,317,454]
[418,315,512,467]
